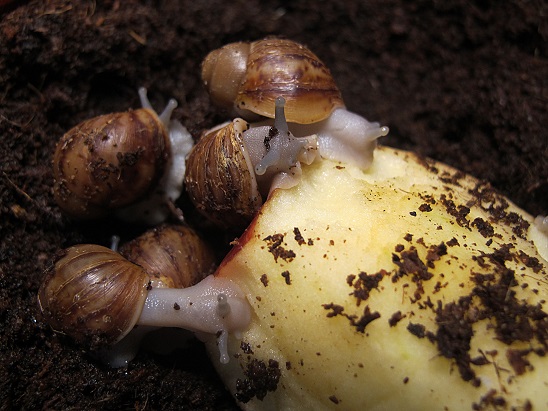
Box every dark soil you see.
[0,1,546,410]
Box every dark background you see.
[1,0,546,409]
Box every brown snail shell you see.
[119,224,217,289]
[38,225,216,349]
[53,108,170,219]
[37,244,151,347]
[184,119,262,231]
[201,38,345,124]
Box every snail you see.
[52,88,193,225]
[98,224,219,367]
[37,224,251,366]
[202,38,345,124]
[201,38,389,170]
[184,96,319,231]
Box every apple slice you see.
[207,145,548,410]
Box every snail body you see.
[53,88,193,225]
[202,39,389,171]
[185,97,318,231]
[38,224,251,364]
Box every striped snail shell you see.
[201,38,345,124]
[184,118,262,231]
[37,244,151,348]
[184,97,319,231]
[38,224,217,349]
[52,88,192,224]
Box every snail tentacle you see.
[138,87,180,131]
[273,96,289,133]
[243,97,319,190]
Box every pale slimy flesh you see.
[210,146,548,410]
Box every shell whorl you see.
[53,108,170,218]
[202,38,345,124]
[184,119,262,231]
[237,39,344,123]
[119,224,217,289]
[201,42,251,114]
[37,245,150,347]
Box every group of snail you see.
[39,38,388,365]
[37,38,548,410]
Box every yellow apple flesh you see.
[209,146,548,411]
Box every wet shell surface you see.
[53,108,169,219]
[202,38,345,124]
[37,244,151,347]
[119,224,217,289]
[184,119,262,231]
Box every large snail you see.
[37,224,250,365]
[201,38,389,170]
[184,97,318,230]
[52,88,193,225]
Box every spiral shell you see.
[201,38,345,124]
[119,224,217,289]
[53,108,170,219]
[38,245,151,347]
[184,119,262,231]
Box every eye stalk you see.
[254,96,289,176]
[253,96,315,177]
[136,275,251,364]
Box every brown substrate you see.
[0,1,546,409]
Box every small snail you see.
[52,88,193,225]
[38,224,251,364]
[202,38,345,124]
[202,38,389,170]
[184,97,319,230]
